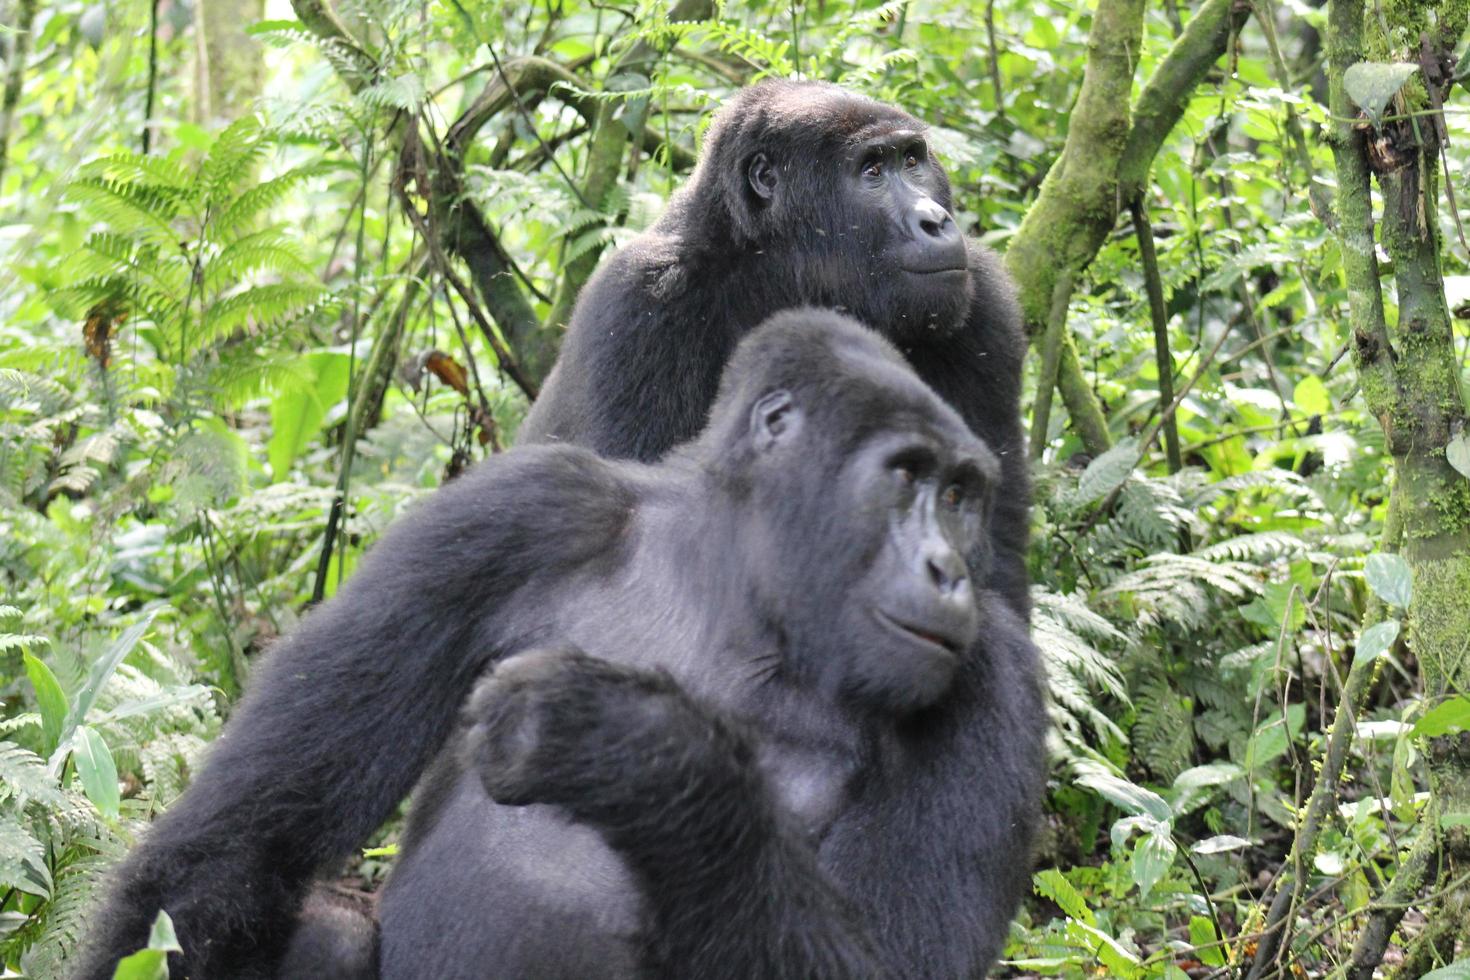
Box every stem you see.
[1029,272,1073,458]
[0,0,38,189]
[1129,196,1181,472]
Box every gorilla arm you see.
[74,448,635,980]
[464,648,883,980]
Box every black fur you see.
[75,311,1043,979]
[379,310,1045,979]
[521,79,1031,614]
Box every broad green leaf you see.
[1364,552,1412,608]
[1448,432,1470,479]
[1245,703,1306,771]
[1173,763,1244,791]
[1076,769,1172,823]
[1293,375,1330,415]
[268,352,351,478]
[1064,920,1142,977]
[111,948,169,980]
[1130,830,1176,898]
[1189,915,1225,967]
[1343,61,1419,127]
[1192,834,1251,855]
[1354,620,1400,667]
[23,653,68,756]
[74,725,120,817]
[1419,960,1470,980]
[1413,696,1470,738]
[72,615,154,734]
[110,911,180,980]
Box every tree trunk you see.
[1318,1,1470,974]
[197,0,267,123]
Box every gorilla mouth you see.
[900,264,967,276]
[875,610,962,655]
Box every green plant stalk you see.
[1029,272,1074,459]
[1129,197,1181,472]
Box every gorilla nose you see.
[914,199,954,239]
[902,198,966,273]
[925,548,969,598]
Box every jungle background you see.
[0,0,1467,976]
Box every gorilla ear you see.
[747,153,778,203]
[750,390,801,452]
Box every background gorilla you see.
[374,310,1044,979]
[77,312,1043,979]
[521,79,1032,617]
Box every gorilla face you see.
[720,84,977,342]
[824,427,992,713]
[729,325,996,715]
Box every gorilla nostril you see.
[927,554,967,594]
[920,216,947,238]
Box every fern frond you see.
[1196,531,1308,563]
[355,74,427,112]
[214,162,333,236]
[204,229,313,289]
[0,743,66,809]
[200,282,323,342]
[65,178,182,244]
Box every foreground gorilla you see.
[522,79,1031,617]
[77,312,1044,979]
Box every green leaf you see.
[1364,552,1412,608]
[1173,763,1244,791]
[23,652,68,756]
[1076,439,1138,504]
[73,615,154,734]
[1076,769,1172,822]
[111,950,169,980]
[1343,61,1419,127]
[1292,375,1330,415]
[1354,620,1400,667]
[1413,696,1470,738]
[74,725,120,817]
[1130,830,1176,898]
[1192,834,1251,855]
[110,912,180,980]
[1447,432,1470,479]
[1189,915,1225,967]
[1246,703,1306,771]
[1033,868,1093,924]
[268,352,350,478]
[1419,960,1470,980]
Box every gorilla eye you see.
[862,158,884,178]
[904,152,921,169]
[942,485,964,507]
[894,465,917,485]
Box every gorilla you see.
[521,79,1032,618]
[76,311,1044,979]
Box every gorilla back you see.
[380,309,1044,979]
[76,311,1044,980]
[520,80,1033,615]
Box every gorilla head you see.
[698,309,996,712]
[680,81,976,340]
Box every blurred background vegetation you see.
[0,0,1467,976]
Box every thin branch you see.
[1129,196,1181,472]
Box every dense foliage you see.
[0,0,1466,976]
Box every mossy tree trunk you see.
[1320,0,1470,974]
[1003,0,1250,456]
